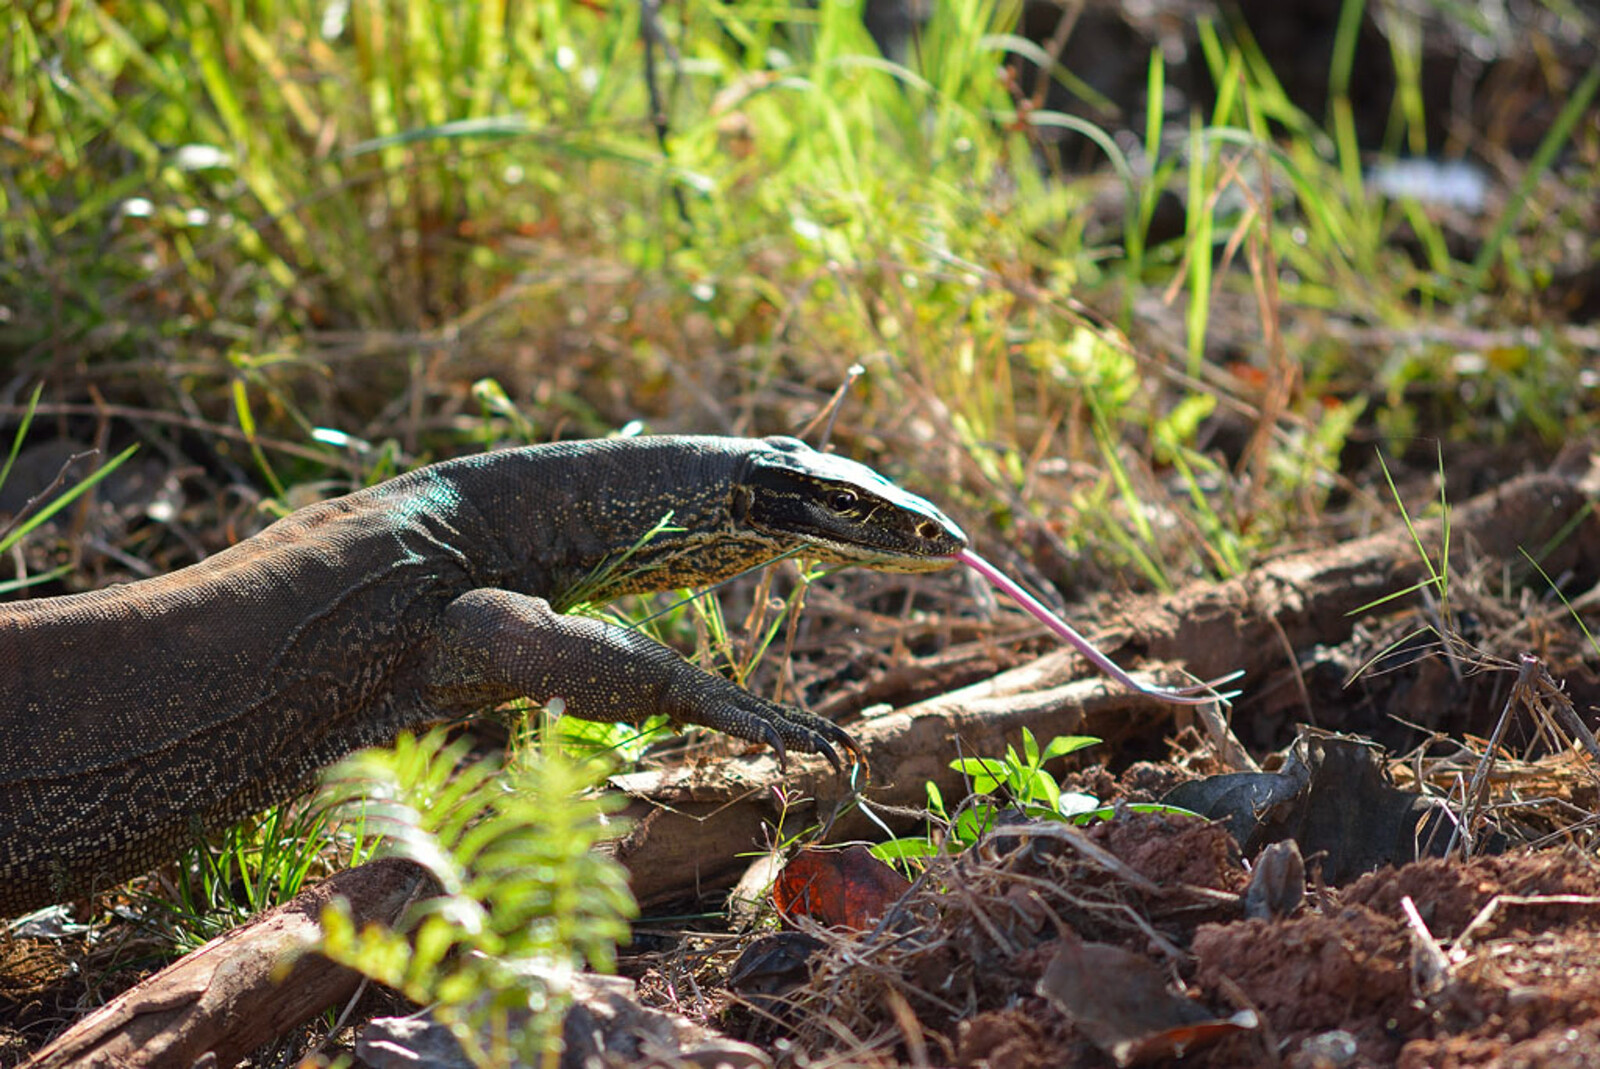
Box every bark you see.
[25,858,433,1069]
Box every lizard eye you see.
[827,489,859,513]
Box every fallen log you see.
[24,858,434,1069]
[614,468,1600,905]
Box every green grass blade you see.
[1468,62,1600,291]
[0,443,139,556]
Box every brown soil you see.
[708,818,1600,1069]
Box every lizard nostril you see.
[916,521,939,540]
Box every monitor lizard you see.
[0,435,966,915]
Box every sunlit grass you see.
[6,0,1596,588]
[133,798,378,953]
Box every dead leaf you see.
[772,845,910,930]
[1037,938,1258,1066]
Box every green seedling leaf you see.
[1349,447,1452,621]
[0,565,74,596]
[1036,772,1063,810]
[1070,801,1205,826]
[230,378,286,502]
[872,837,940,862]
[954,805,996,847]
[1041,735,1102,762]
[949,757,1007,796]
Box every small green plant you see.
[948,727,1104,823]
[314,721,636,1069]
[876,727,1201,863]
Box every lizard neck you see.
[433,436,795,606]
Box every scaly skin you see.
[0,435,966,914]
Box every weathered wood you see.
[614,469,1600,904]
[25,858,433,1069]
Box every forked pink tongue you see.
[957,549,1243,705]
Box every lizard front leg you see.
[420,588,859,770]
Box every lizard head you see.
[733,437,967,571]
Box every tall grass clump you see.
[11,0,1592,591]
[1171,9,1600,453]
[4,0,681,394]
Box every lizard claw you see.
[760,719,790,771]
[810,733,843,775]
[806,719,855,775]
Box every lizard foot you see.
[675,680,864,775]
